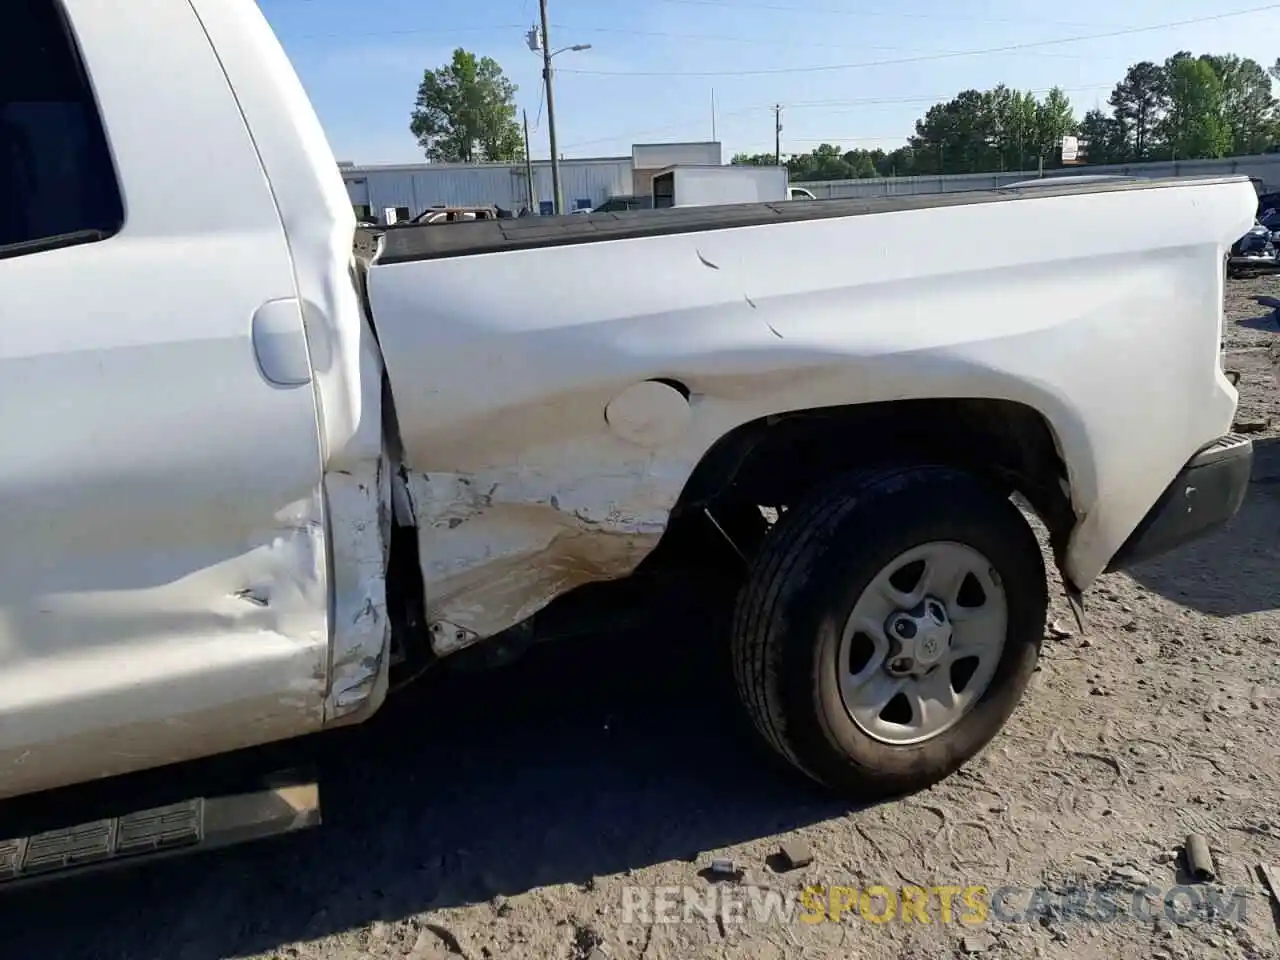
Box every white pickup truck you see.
[0,0,1257,882]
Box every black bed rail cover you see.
[371,175,1250,266]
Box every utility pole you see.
[711,88,717,142]
[522,110,536,213]
[538,0,563,215]
[773,104,782,166]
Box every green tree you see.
[913,89,1002,174]
[880,146,917,177]
[1200,54,1277,154]
[756,49,1274,181]
[788,143,857,180]
[735,146,895,181]
[410,49,522,162]
[841,148,886,178]
[1160,53,1232,159]
[904,86,1075,175]
[1035,86,1079,164]
[991,86,1039,170]
[1078,108,1125,164]
[1108,61,1168,160]
[730,152,778,166]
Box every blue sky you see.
[259,0,1280,164]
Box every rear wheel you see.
[731,466,1046,800]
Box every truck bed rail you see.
[371,175,1250,265]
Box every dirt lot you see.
[6,279,1280,960]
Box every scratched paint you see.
[404,466,668,647]
[0,488,331,799]
[323,457,392,723]
[366,182,1257,592]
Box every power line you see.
[537,24,1095,61]
[785,84,1113,111]
[289,22,526,41]
[285,20,1092,61]
[268,0,1135,29]
[556,2,1280,77]
[651,0,1136,28]
[560,105,771,151]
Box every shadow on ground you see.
[0,586,850,960]
[1127,436,1280,616]
[1236,312,1279,332]
[14,443,1279,957]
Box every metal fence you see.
[343,159,632,217]
[794,153,1280,200]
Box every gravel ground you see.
[5,278,1280,960]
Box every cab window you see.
[1,0,123,257]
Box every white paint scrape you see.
[405,466,669,646]
[323,458,391,723]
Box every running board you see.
[0,771,320,889]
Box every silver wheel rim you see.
[836,541,1008,746]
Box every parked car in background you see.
[1224,181,1280,278]
[406,205,499,225]
[1227,222,1280,277]
[592,194,653,213]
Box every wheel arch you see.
[669,397,1080,587]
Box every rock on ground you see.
[3,278,1280,960]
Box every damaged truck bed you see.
[361,177,1252,650]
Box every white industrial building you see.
[341,141,722,222]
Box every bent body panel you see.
[0,0,332,799]
[189,0,392,725]
[367,178,1255,641]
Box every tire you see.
[731,465,1047,800]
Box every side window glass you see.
[1,0,123,258]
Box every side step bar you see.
[0,770,320,889]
